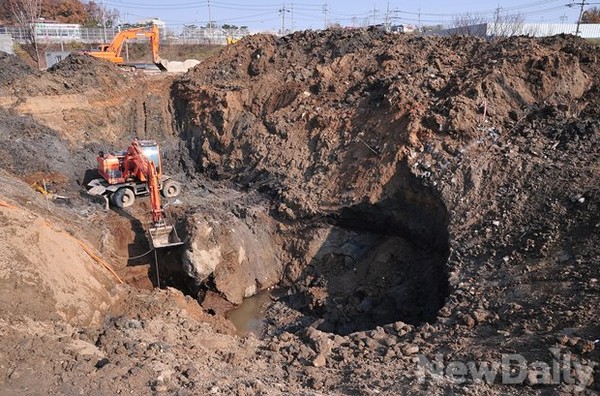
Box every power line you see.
[104,0,584,31]
[103,1,207,10]
[398,0,563,17]
[213,0,321,6]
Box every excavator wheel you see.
[112,188,135,208]
[161,179,181,198]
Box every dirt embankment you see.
[0,30,598,395]
[173,29,600,391]
[174,31,597,216]
[0,52,177,148]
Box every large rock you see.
[182,205,283,304]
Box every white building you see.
[34,22,82,41]
[137,18,166,30]
[0,33,13,53]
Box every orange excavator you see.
[88,139,183,249]
[84,24,168,71]
[123,140,182,248]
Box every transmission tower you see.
[323,1,329,29]
[369,5,379,25]
[279,3,290,35]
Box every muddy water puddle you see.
[226,289,284,337]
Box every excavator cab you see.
[138,140,162,176]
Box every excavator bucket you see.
[148,223,183,249]
[156,59,168,72]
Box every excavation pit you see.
[283,179,450,335]
[287,229,448,335]
[150,165,451,337]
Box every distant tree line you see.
[0,0,120,68]
[582,7,600,23]
[0,0,119,27]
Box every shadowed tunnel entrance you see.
[285,164,450,335]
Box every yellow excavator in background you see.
[84,24,168,71]
[226,36,239,45]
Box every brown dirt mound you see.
[174,32,599,216]
[0,52,127,96]
[47,53,127,90]
[0,51,41,86]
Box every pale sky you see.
[100,0,585,32]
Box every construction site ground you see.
[0,31,598,395]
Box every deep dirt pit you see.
[112,160,451,337]
[1,31,598,395]
[139,161,452,337]
[281,169,450,335]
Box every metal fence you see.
[0,25,248,45]
[439,23,600,38]
[0,25,122,44]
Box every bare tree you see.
[7,0,44,68]
[581,6,600,23]
[451,13,488,36]
[491,12,525,37]
[83,1,120,28]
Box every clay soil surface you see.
[0,31,598,395]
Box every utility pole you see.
[560,14,568,23]
[207,0,212,27]
[493,5,502,35]
[124,12,129,59]
[384,2,391,30]
[101,0,107,43]
[567,0,592,36]
[207,0,213,43]
[576,0,586,36]
[369,4,379,25]
[494,5,502,25]
[322,1,329,29]
[291,2,295,32]
[384,3,399,31]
